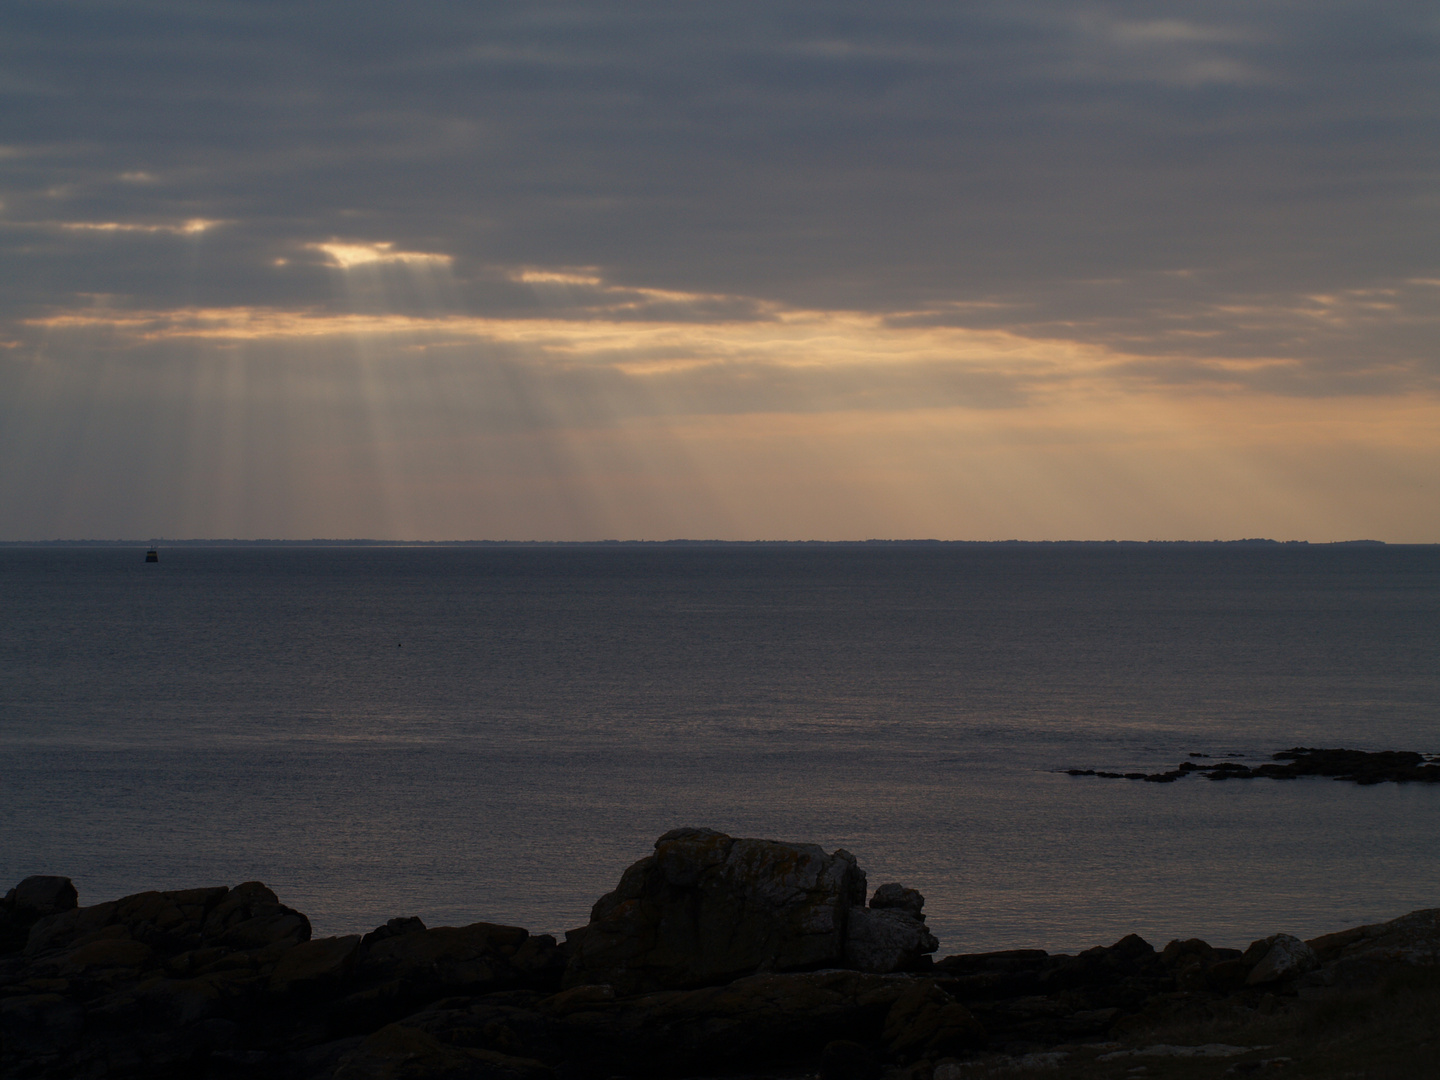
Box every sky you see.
[2,1,1437,541]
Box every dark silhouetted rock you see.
[563,827,869,993]
[334,1021,553,1080]
[551,969,911,1072]
[1243,933,1318,984]
[0,876,79,953]
[1158,938,1244,991]
[871,883,926,919]
[25,881,309,958]
[820,1038,884,1080]
[362,916,427,948]
[1305,907,1440,988]
[844,904,938,973]
[8,876,79,919]
[1039,933,1163,994]
[269,934,362,995]
[1072,747,1440,786]
[883,979,987,1059]
[351,922,563,1007]
[8,852,1440,1080]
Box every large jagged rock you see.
[6,876,79,919]
[24,881,310,958]
[1306,907,1440,988]
[10,857,1440,1080]
[0,875,80,953]
[0,875,567,1080]
[2,882,315,1079]
[563,827,871,993]
[844,885,939,974]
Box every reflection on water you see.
[2,544,1438,952]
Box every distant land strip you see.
[0,538,1395,547]
[1067,748,1440,786]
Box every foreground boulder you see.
[845,904,940,974]
[1304,907,1440,990]
[5,845,1439,1080]
[0,882,561,1080]
[1244,933,1318,984]
[0,876,79,953]
[563,827,937,992]
[547,969,921,1072]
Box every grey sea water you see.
[3,543,1438,955]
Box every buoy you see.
[145,549,158,563]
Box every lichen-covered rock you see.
[1306,907,1440,988]
[563,827,868,993]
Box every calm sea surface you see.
[3,544,1438,954]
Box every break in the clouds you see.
[1,1,1438,540]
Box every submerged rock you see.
[1069,747,1440,786]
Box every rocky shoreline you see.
[4,827,1438,1080]
[1065,746,1440,785]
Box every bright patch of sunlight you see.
[59,218,224,234]
[309,242,454,269]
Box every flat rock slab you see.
[1067,747,1440,785]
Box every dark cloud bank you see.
[2,1,1436,375]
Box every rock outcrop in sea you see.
[564,826,937,992]
[3,829,1438,1079]
[1066,746,1440,785]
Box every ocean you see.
[3,543,1438,955]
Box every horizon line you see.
[0,537,1401,548]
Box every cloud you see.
[307,241,453,269]
[59,218,224,235]
[13,260,1438,409]
[1,1,1437,537]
